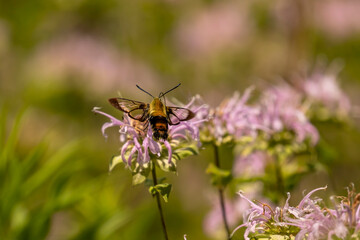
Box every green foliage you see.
[206,163,233,188]
[157,142,199,173]
[109,155,123,172]
[149,183,172,203]
[231,130,325,203]
[0,109,131,240]
[109,142,198,187]
[0,109,81,239]
[131,162,151,185]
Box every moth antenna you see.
[159,83,181,98]
[136,85,155,98]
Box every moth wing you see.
[166,106,195,125]
[108,98,149,121]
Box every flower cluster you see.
[233,151,268,177]
[256,84,319,145]
[201,87,261,145]
[93,96,208,171]
[232,185,360,240]
[300,64,351,120]
[202,83,320,151]
[231,84,320,188]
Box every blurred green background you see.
[1,0,360,239]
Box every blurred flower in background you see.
[25,34,159,95]
[257,84,319,145]
[175,1,251,60]
[313,0,360,39]
[300,61,352,120]
[200,87,261,145]
[233,151,268,177]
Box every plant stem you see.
[213,144,231,240]
[274,155,286,204]
[151,163,169,240]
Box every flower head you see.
[300,63,351,120]
[256,84,319,145]
[201,87,261,145]
[232,185,360,240]
[93,96,207,173]
[231,186,327,239]
[175,2,251,60]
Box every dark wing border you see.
[166,106,195,125]
[108,98,149,121]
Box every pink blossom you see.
[202,87,263,144]
[233,151,268,177]
[26,34,159,95]
[257,84,319,145]
[175,2,251,59]
[313,0,360,39]
[301,64,351,117]
[93,96,207,166]
[231,186,327,239]
[232,185,360,239]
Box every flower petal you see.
[164,140,172,163]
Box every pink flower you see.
[93,96,207,167]
[256,84,319,145]
[202,87,263,144]
[26,34,159,95]
[301,63,351,117]
[233,151,268,177]
[175,2,251,59]
[313,0,360,39]
[231,186,328,239]
[232,185,360,239]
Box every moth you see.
[109,83,195,140]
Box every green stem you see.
[274,155,286,204]
[213,144,231,240]
[151,164,169,240]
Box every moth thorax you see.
[149,98,167,118]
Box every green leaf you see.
[172,144,199,161]
[206,163,232,188]
[0,107,26,171]
[215,135,233,145]
[236,135,255,144]
[22,141,79,197]
[109,155,123,172]
[97,211,130,240]
[148,183,172,202]
[156,158,177,173]
[156,143,199,173]
[131,163,151,185]
[132,173,146,185]
[144,177,166,187]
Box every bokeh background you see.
[1,0,360,239]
